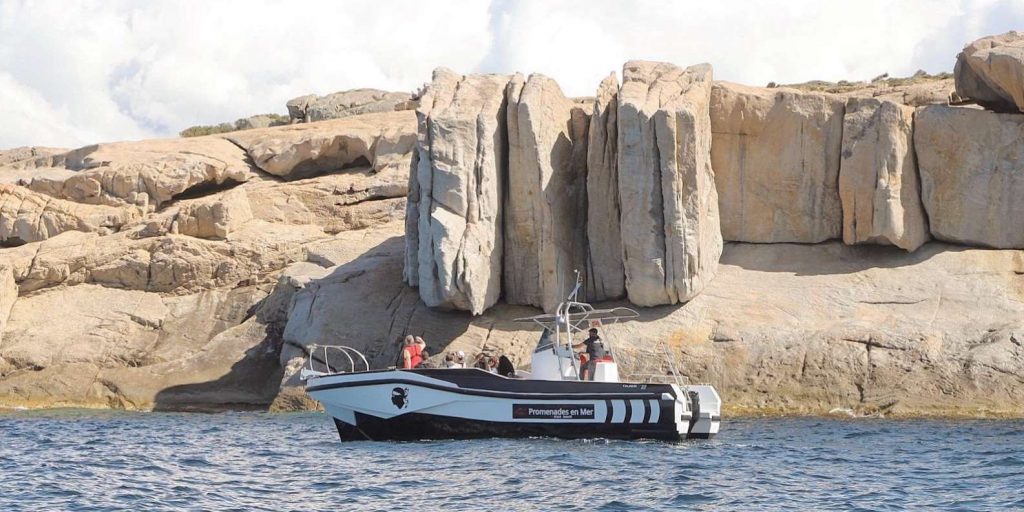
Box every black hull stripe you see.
[314,367,679,395]
[604,399,613,424]
[336,412,700,442]
[642,400,652,424]
[623,399,632,424]
[308,378,666,401]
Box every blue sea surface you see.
[1,410,1023,511]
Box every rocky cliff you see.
[1,32,1023,417]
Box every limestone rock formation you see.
[0,283,282,410]
[226,111,416,180]
[0,147,67,167]
[839,98,929,251]
[0,109,415,410]
[405,68,510,314]
[23,137,257,210]
[585,73,625,302]
[234,115,282,130]
[286,94,317,122]
[0,185,140,244]
[275,219,540,410]
[914,105,1024,248]
[174,188,254,239]
[504,73,589,311]
[287,89,414,123]
[616,61,721,307]
[275,217,1024,417]
[785,73,954,107]
[955,31,1024,112]
[172,165,407,239]
[711,82,845,243]
[0,264,14,348]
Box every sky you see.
[0,0,1022,149]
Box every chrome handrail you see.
[305,344,370,376]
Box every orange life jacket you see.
[403,344,423,369]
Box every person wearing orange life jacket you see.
[401,335,423,369]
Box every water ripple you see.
[2,411,1024,510]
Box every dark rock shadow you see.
[152,322,284,412]
[721,240,972,276]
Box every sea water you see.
[1,410,1022,511]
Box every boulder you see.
[305,89,414,122]
[504,74,589,312]
[0,146,67,167]
[234,115,284,130]
[225,111,416,180]
[839,98,929,251]
[286,94,317,122]
[174,188,254,239]
[405,68,511,314]
[26,137,257,210]
[914,105,1024,248]
[585,73,626,301]
[710,82,845,243]
[954,31,1024,112]
[616,61,722,307]
[0,185,140,244]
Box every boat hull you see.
[306,368,720,442]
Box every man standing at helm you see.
[573,328,606,380]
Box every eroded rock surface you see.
[287,89,414,123]
[586,73,625,301]
[617,61,721,307]
[0,185,140,244]
[405,68,510,314]
[226,111,416,180]
[23,137,257,210]
[273,217,1024,417]
[955,31,1024,112]
[839,98,929,251]
[711,82,845,243]
[915,105,1024,248]
[504,74,589,311]
[0,109,415,410]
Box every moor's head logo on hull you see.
[391,387,409,409]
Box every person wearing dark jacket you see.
[573,328,606,380]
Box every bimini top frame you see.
[513,271,639,379]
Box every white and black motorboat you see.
[303,279,722,442]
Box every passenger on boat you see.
[414,337,430,365]
[444,350,466,368]
[401,335,423,369]
[473,353,499,373]
[573,328,606,380]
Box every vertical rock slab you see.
[955,31,1024,113]
[617,61,722,307]
[915,105,1024,248]
[710,82,845,243]
[0,264,15,347]
[504,74,590,312]
[586,73,625,302]
[405,68,510,314]
[839,98,929,251]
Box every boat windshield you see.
[534,328,555,353]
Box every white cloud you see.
[0,0,1021,149]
